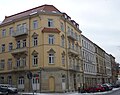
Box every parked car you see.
[0,84,18,94]
[102,84,110,91]
[84,86,97,93]
[102,83,113,91]
[95,84,105,92]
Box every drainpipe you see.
[63,17,69,92]
[28,16,31,92]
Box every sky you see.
[0,0,120,63]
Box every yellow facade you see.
[0,5,83,92]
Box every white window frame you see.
[48,35,54,44]
[49,53,54,64]
[0,60,5,69]
[33,20,38,29]
[9,27,13,36]
[17,40,21,49]
[60,22,64,31]
[32,55,38,66]
[1,44,5,52]
[33,37,38,46]
[8,59,12,70]
[16,58,20,67]
[2,29,6,37]
[8,76,12,85]
[18,77,24,85]
[48,19,53,27]
[17,24,21,32]
[9,43,13,51]
[22,39,26,47]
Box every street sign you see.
[27,71,32,79]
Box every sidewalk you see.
[19,87,120,95]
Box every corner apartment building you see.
[81,35,96,88]
[0,5,83,92]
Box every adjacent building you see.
[81,35,96,88]
[94,44,106,84]
[105,52,112,83]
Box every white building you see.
[81,35,97,88]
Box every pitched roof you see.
[1,4,61,25]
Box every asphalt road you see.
[105,89,120,95]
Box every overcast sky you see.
[0,0,120,63]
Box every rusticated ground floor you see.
[0,68,83,92]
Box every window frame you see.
[48,35,54,44]
[49,53,54,64]
[32,55,38,66]
[33,20,38,29]
[1,44,5,52]
[9,43,13,51]
[48,19,53,27]
[2,29,6,37]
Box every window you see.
[22,39,26,47]
[22,23,27,32]
[32,74,39,84]
[22,57,26,67]
[1,44,5,52]
[9,27,13,36]
[76,44,78,51]
[16,58,20,67]
[0,60,5,69]
[67,26,70,33]
[0,77,4,83]
[48,35,54,44]
[8,76,12,85]
[2,29,6,37]
[72,41,74,49]
[62,75,66,82]
[60,22,64,31]
[18,76,24,85]
[48,19,53,27]
[62,55,65,65]
[49,53,54,64]
[9,43,13,51]
[17,40,21,48]
[33,37,38,46]
[61,36,65,47]
[68,40,71,48]
[33,20,38,29]
[32,55,38,66]
[8,59,12,70]
[17,24,21,32]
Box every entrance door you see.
[49,76,55,92]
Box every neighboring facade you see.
[94,44,106,84]
[105,52,112,83]
[0,5,83,92]
[110,54,119,84]
[81,35,96,88]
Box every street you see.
[104,89,120,95]
[17,88,120,95]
